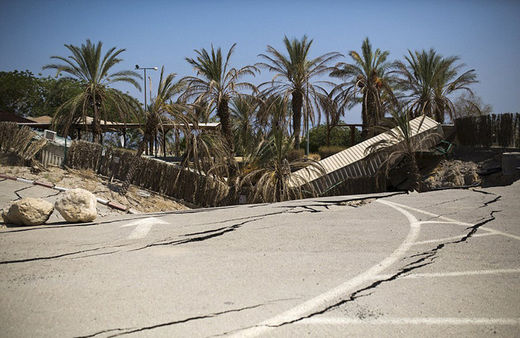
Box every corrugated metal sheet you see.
[290,115,443,193]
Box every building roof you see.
[28,115,53,124]
[0,111,34,123]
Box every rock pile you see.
[424,160,480,190]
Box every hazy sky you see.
[1,0,519,123]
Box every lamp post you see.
[135,65,158,113]
[305,79,310,157]
[135,65,157,155]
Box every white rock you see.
[2,198,54,226]
[55,188,97,222]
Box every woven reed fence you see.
[0,122,47,162]
[455,113,520,148]
[66,140,229,207]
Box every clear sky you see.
[1,0,519,123]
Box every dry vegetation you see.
[0,164,189,213]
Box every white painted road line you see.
[231,199,421,338]
[413,233,496,245]
[120,217,169,239]
[482,227,520,241]
[389,200,520,241]
[297,317,520,326]
[373,268,520,280]
[419,220,474,226]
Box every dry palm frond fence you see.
[455,113,520,148]
[66,140,228,207]
[0,122,47,162]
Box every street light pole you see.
[135,65,158,114]
[135,65,157,155]
[305,79,310,157]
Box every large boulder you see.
[55,188,97,222]
[2,198,54,226]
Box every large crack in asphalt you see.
[132,217,265,251]
[133,195,392,252]
[0,247,112,265]
[420,189,502,223]
[0,204,330,263]
[76,301,286,338]
[221,193,502,334]
[13,185,33,200]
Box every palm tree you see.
[366,105,441,192]
[331,38,396,138]
[120,66,184,194]
[183,43,257,165]
[43,39,141,142]
[315,88,346,147]
[230,94,260,156]
[257,35,341,149]
[393,49,478,123]
[239,122,323,203]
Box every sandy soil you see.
[0,164,189,213]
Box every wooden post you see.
[162,129,167,159]
[350,125,355,146]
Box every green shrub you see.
[318,145,346,159]
[302,124,361,153]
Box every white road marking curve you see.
[297,317,520,326]
[413,233,495,245]
[373,268,520,280]
[389,200,520,241]
[231,199,421,338]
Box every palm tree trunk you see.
[92,93,102,144]
[409,155,422,192]
[366,91,380,138]
[174,128,181,157]
[217,98,239,205]
[217,99,235,160]
[325,113,331,147]
[434,101,445,123]
[292,91,303,149]
[361,95,369,139]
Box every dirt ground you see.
[0,163,189,213]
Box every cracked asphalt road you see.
[1,182,519,337]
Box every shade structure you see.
[289,115,444,195]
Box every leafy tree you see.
[393,49,478,123]
[0,70,43,116]
[305,124,360,153]
[0,70,88,119]
[330,38,396,138]
[257,35,341,149]
[43,39,142,142]
[452,92,492,119]
[183,43,257,167]
[39,76,84,117]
